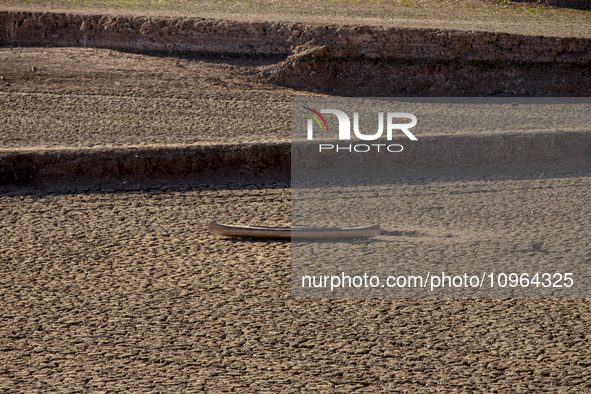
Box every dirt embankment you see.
[2,10,591,62]
[0,143,292,186]
[512,0,591,10]
[2,131,591,186]
[2,10,591,96]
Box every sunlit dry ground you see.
[0,47,302,149]
[1,165,590,392]
[1,1,591,392]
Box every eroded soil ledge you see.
[2,10,591,96]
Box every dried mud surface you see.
[1,166,591,392]
[2,47,591,152]
[0,47,306,150]
[1,7,591,392]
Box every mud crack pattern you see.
[1,173,591,392]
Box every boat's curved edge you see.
[208,221,381,239]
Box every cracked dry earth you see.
[1,29,591,393]
[1,167,590,392]
[0,47,311,150]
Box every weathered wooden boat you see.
[208,221,381,239]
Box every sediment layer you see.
[3,10,591,96]
[2,10,591,63]
[2,131,590,186]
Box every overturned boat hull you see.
[208,221,381,239]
